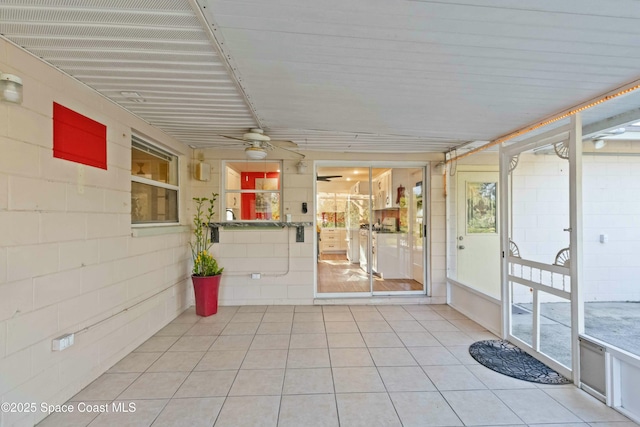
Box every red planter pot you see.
[191,274,221,317]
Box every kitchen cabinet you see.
[351,181,370,195]
[226,168,241,215]
[320,228,347,254]
[373,170,393,209]
[372,232,411,279]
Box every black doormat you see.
[469,340,572,384]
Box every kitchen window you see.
[224,161,281,221]
[131,135,179,224]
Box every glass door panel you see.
[317,166,372,294]
[372,167,425,295]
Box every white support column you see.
[569,113,584,385]
[499,145,511,339]
[532,289,540,351]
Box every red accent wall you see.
[53,102,107,169]
[241,172,280,220]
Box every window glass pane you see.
[466,182,497,233]
[132,181,178,224]
[131,140,178,186]
[254,192,280,220]
[224,161,281,220]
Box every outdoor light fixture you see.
[296,160,308,174]
[0,72,23,104]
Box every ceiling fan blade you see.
[217,131,301,158]
[317,175,343,181]
[268,143,305,158]
[219,134,247,143]
[270,139,298,148]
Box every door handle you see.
[458,245,465,250]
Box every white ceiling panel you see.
[2,0,640,154]
[0,0,258,148]
[197,0,640,149]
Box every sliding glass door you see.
[316,163,428,297]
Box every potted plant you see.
[190,193,224,316]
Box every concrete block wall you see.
[191,155,316,305]
[510,153,570,304]
[448,147,640,305]
[583,149,640,302]
[0,41,192,425]
[511,153,570,265]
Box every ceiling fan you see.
[317,174,343,181]
[219,128,302,160]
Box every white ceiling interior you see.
[2,1,640,154]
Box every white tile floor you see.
[38,304,637,427]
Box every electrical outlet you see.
[52,333,75,351]
[296,226,305,242]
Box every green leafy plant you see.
[191,193,224,276]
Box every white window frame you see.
[131,135,180,226]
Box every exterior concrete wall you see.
[192,156,317,305]
[583,147,640,302]
[0,40,193,425]
[511,152,570,266]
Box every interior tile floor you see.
[38,304,637,427]
[318,254,424,293]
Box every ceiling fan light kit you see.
[220,128,304,160]
[245,145,268,160]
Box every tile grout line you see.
[154,310,234,426]
[274,317,294,427]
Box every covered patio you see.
[38,304,631,427]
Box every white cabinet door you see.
[226,168,241,209]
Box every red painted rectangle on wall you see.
[53,102,107,169]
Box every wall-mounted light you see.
[0,73,23,104]
[296,160,308,174]
[592,139,607,150]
